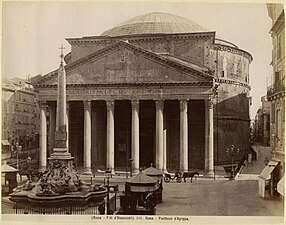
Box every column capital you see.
[180,100,188,111]
[206,98,214,109]
[39,100,48,109]
[155,100,164,110]
[106,100,115,110]
[131,100,140,110]
[83,100,91,110]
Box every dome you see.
[101,12,208,37]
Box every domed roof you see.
[101,12,208,37]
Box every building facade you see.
[33,12,252,174]
[2,78,40,165]
[253,96,270,146]
[267,4,285,196]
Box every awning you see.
[258,160,279,180]
[1,161,18,173]
[277,176,284,197]
[1,140,10,146]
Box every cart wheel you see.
[176,177,182,183]
[164,177,170,183]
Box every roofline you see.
[269,10,284,33]
[66,31,216,44]
[36,40,214,85]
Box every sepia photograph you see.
[1,0,285,224]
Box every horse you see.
[182,171,199,183]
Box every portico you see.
[39,84,214,174]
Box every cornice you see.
[212,44,253,62]
[267,91,285,100]
[270,11,285,33]
[66,31,216,45]
[217,78,251,90]
[217,115,251,122]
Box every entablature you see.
[36,82,213,102]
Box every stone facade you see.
[267,4,285,166]
[33,12,252,173]
[266,4,285,197]
[2,78,40,149]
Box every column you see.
[155,100,164,170]
[163,106,167,173]
[83,100,92,174]
[66,101,69,151]
[180,100,188,172]
[48,101,56,156]
[163,129,167,173]
[39,101,48,172]
[131,100,140,173]
[106,100,115,174]
[205,99,214,176]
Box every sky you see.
[2,1,275,119]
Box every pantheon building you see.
[34,12,252,175]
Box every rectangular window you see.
[275,71,280,83]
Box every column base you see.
[82,169,93,176]
[110,168,115,175]
[204,171,214,178]
[133,168,140,174]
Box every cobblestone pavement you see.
[2,172,283,217]
[241,145,272,175]
[156,179,284,216]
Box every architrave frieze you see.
[37,83,213,102]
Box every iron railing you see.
[267,79,285,97]
[2,195,118,215]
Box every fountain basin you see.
[9,184,107,208]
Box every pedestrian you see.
[175,167,181,178]
[264,157,269,166]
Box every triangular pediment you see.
[37,41,213,86]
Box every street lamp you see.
[226,145,240,179]
[27,156,32,181]
[105,169,111,215]
[15,142,22,170]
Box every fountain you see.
[9,46,107,214]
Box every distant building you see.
[266,3,285,197]
[254,107,263,144]
[253,96,270,146]
[2,77,40,166]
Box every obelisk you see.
[50,45,71,158]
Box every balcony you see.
[267,79,285,98]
